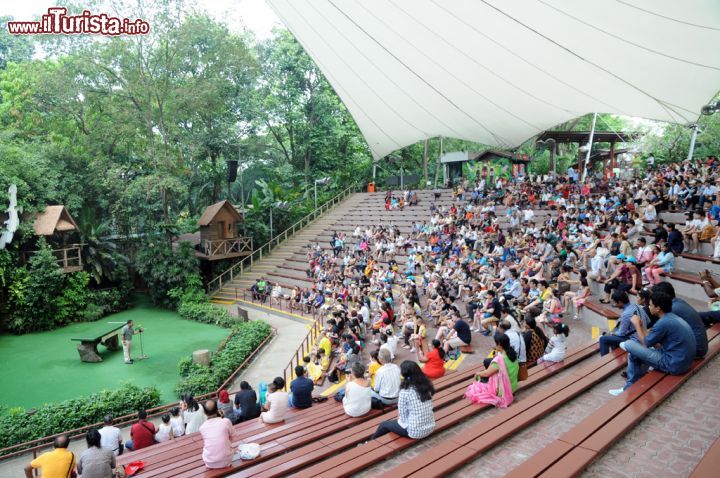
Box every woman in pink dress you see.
[465,334,517,408]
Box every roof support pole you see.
[686,123,699,162]
[550,143,556,179]
[609,141,616,179]
[581,112,598,183]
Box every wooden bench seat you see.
[691,435,720,478]
[506,325,720,478]
[582,299,620,320]
[279,344,600,478]
[374,349,629,478]
[117,359,487,478]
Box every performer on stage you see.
[121,320,142,364]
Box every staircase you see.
[210,189,457,304]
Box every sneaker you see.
[608,388,624,397]
[125,361,133,365]
[480,330,491,336]
[573,315,580,321]
[409,347,416,353]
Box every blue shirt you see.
[644,312,696,375]
[616,303,648,339]
[290,376,314,409]
[671,298,708,358]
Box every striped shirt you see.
[397,388,435,439]
[373,364,401,399]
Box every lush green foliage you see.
[135,241,199,308]
[0,383,160,453]
[176,320,272,396]
[2,239,130,334]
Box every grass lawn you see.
[0,295,229,410]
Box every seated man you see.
[24,435,75,478]
[609,290,696,396]
[442,314,472,355]
[199,400,233,469]
[599,290,648,356]
[370,348,401,406]
[125,410,156,451]
[289,365,314,409]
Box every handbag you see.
[517,362,529,381]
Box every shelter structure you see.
[441,150,530,184]
[29,206,82,273]
[267,0,720,159]
[535,130,640,179]
[195,200,252,261]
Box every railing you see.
[23,244,83,272]
[54,245,82,271]
[201,237,253,257]
[282,315,325,388]
[207,184,361,294]
[0,325,277,462]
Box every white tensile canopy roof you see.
[266,0,720,159]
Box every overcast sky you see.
[2,0,284,39]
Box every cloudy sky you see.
[3,0,283,39]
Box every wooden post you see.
[609,141,616,178]
[549,143,556,178]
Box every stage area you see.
[0,296,229,410]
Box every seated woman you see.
[465,333,518,408]
[522,316,549,365]
[645,242,675,286]
[371,361,435,440]
[418,339,446,379]
[536,287,563,327]
[259,377,289,424]
[342,362,371,418]
[563,276,591,321]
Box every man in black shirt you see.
[443,315,472,354]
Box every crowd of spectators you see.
[25,156,720,476]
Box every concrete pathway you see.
[224,302,310,390]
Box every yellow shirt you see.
[307,362,323,381]
[31,449,76,478]
[368,361,381,388]
[541,288,553,302]
[318,337,332,358]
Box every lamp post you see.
[689,100,720,161]
[314,177,331,210]
[269,201,289,244]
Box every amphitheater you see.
[90,187,720,478]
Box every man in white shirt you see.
[522,206,534,224]
[371,348,401,406]
[99,415,123,456]
[700,182,717,208]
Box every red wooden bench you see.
[115,358,488,478]
[267,344,600,478]
[301,351,625,477]
[506,325,720,478]
[582,299,620,320]
[691,435,720,478]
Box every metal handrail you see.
[282,315,325,388]
[0,326,277,461]
[207,184,360,294]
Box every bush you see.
[0,383,160,453]
[176,320,272,396]
[135,241,199,308]
[177,300,236,328]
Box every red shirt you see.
[130,420,156,450]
